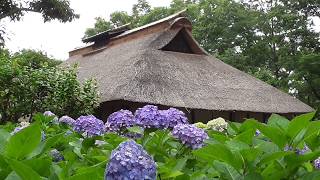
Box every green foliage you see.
[0,111,319,179]
[0,49,99,123]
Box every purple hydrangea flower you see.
[284,145,294,152]
[43,111,58,123]
[11,126,25,135]
[134,105,167,129]
[295,145,310,155]
[160,108,188,128]
[105,140,156,180]
[50,149,64,162]
[73,115,105,137]
[43,111,55,116]
[105,110,137,132]
[255,129,261,136]
[59,115,75,126]
[314,157,320,169]
[172,124,209,149]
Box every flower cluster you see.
[207,117,228,132]
[44,111,58,123]
[43,111,55,116]
[105,110,136,132]
[59,115,75,126]
[296,145,310,155]
[284,145,310,155]
[105,140,156,180]
[172,124,209,149]
[11,122,30,135]
[73,115,105,137]
[134,105,167,129]
[255,129,261,136]
[314,157,320,169]
[50,149,64,162]
[161,108,189,128]
[134,105,189,129]
[194,122,208,129]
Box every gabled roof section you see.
[69,9,208,57]
[82,23,131,43]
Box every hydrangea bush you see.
[0,106,318,180]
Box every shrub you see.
[0,49,99,123]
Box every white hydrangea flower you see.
[206,117,228,132]
[19,121,30,127]
[194,122,208,129]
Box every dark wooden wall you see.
[96,100,296,123]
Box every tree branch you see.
[0,7,39,20]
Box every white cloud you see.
[3,0,171,60]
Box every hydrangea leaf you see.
[287,112,315,140]
[257,123,287,149]
[5,124,41,159]
[257,151,292,166]
[267,114,290,131]
[193,143,243,171]
[23,158,52,177]
[7,159,41,180]
[0,129,10,153]
[212,161,242,180]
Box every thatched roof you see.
[65,10,313,114]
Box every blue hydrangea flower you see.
[160,108,189,128]
[105,110,137,132]
[135,105,167,129]
[50,149,64,162]
[172,124,209,149]
[73,115,105,137]
[105,140,156,180]
[314,157,320,169]
[59,115,75,126]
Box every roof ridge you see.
[111,9,187,40]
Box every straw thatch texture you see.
[65,27,313,114]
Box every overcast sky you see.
[3,0,171,60]
[3,0,319,60]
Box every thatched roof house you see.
[65,10,313,122]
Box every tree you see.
[0,49,99,123]
[290,53,320,111]
[84,17,113,38]
[0,0,79,46]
